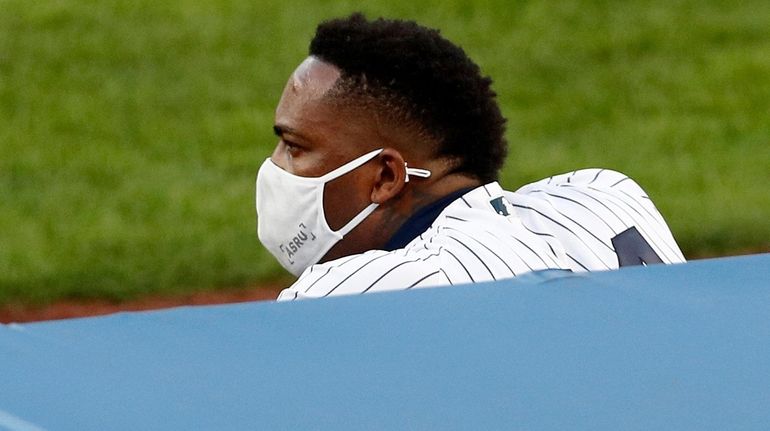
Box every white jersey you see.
[276,169,685,300]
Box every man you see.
[256,14,685,301]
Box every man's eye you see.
[283,140,301,155]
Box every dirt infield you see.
[0,285,283,324]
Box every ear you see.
[370,148,407,204]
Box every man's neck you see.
[382,185,478,250]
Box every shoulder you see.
[507,168,686,268]
[516,169,647,197]
[276,249,450,301]
[510,169,661,224]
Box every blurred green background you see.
[1,0,768,305]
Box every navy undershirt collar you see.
[382,186,477,251]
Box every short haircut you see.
[309,13,507,183]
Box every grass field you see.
[1,0,769,305]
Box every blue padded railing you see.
[1,254,769,430]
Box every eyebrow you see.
[273,124,310,141]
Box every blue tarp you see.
[1,254,769,430]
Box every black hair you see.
[309,13,507,183]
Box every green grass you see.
[1,0,769,305]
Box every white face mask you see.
[256,148,430,276]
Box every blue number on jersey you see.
[612,227,664,267]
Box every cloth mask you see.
[256,148,430,276]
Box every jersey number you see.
[611,227,663,267]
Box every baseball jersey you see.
[276,168,685,300]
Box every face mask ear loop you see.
[335,162,430,234]
[404,163,432,183]
[334,203,379,236]
[318,149,384,182]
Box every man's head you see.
[308,13,507,183]
[261,14,508,271]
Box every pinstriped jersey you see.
[276,168,685,301]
